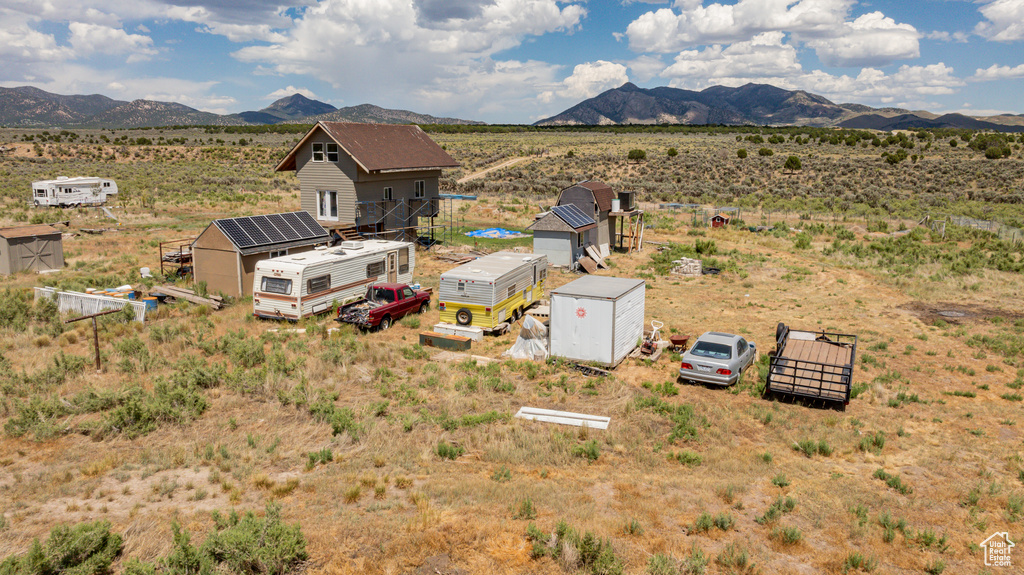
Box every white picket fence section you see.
[34,287,146,322]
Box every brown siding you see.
[0,235,63,274]
[194,247,240,297]
[295,127,359,225]
[0,238,10,275]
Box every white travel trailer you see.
[252,239,414,320]
[32,176,119,207]
[438,252,548,330]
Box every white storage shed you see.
[549,276,645,367]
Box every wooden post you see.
[65,308,123,373]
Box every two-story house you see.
[275,121,459,241]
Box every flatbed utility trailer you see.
[765,323,858,406]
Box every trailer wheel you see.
[33,200,39,207]
[775,322,786,342]
[418,301,429,314]
[378,316,392,331]
[455,308,473,325]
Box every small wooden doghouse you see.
[192,212,330,297]
[710,213,731,228]
[0,224,63,275]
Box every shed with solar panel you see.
[526,203,597,268]
[192,211,331,297]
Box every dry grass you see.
[1,130,1023,574]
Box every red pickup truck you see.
[336,283,431,330]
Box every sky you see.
[2,0,1023,124]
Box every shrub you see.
[436,441,465,460]
[842,551,877,572]
[0,520,123,575]
[758,147,774,156]
[668,450,702,467]
[756,496,797,524]
[737,148,748,159]
[873,469,913,495]
[572,440,600,462]
[772,525,802,545]
[513,498,536,520]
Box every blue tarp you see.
[464,228,528,239]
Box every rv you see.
[253,239,414,320]
[438,252,548,330]
[32,176,118,207]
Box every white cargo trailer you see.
[549,276,645,367]
[32,176,118,207]
[253,239,414,320]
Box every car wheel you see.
[378,316,392,331]
[456,308,472,325]
[418,301,429,314]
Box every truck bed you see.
[767,327,857,403]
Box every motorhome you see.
[438,252,548,330]
[252,239,414,320]
[32,176,118,207]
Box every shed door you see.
[387,251,398,282]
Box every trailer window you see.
[307,274,330,294]
[539,267,546,281]
[367,261,385,277]
[261,277,292,295]
[507,286,516,300]
[457,281,466,293]
[399,248,409,274]
[691,342,731,360]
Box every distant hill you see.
[839,112,1024,132]
[0,87,481,128]
[535,82,1023,131]
[305,103,484,125]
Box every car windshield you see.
[367,287,396,303]
[691,341,732,360]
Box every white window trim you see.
[383,187,394,201]
[269,249,289,259]
[325,143,339,162]
[311,142,325,162]
[414,180,425,199]
[318,190,338,221]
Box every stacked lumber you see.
[155,285,224,309]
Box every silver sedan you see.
[678,332,757,386]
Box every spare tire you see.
[776,322,786,342]
[456,308,473,326]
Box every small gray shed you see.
[527,204,596,267]
[0,224,64,275]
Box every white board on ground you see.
[514,407,610,430]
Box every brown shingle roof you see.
[577,180,615,212]
[0,224,60,239]
[276,122,459,173]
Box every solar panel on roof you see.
[236,218,270,245]
[551,204,595,229]
[218,219,256,248]
[252,215,286,243]
[282,212,319,238]
[266,214,300,241]
[294,211,328,238]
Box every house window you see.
[366,261,385,278]
[414,180,425,199]
[268,249,288,259]
[325,143,339,162]
[312,142,324,162]
[383,187,394,201]
[261,277,292,295]
[307,274,331,294]
[318,190,338,220]
[576,232,584,248]
[399,247,409,274]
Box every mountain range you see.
[534,82,1024,132]
[0,88,482,128]
[1,84,1022,131]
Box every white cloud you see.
[807,11,919,67]
[626,55,665,82]
[925,30,969,43]
[266,86,319,100]
[975,0,1024,42]
[972,63,1024,81]
[625,0,919,68]
[68,22,158,61]
[232,0,586,121]
[662,32,802,83]
[557,61,630,99]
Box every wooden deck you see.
[769,338,854,401]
